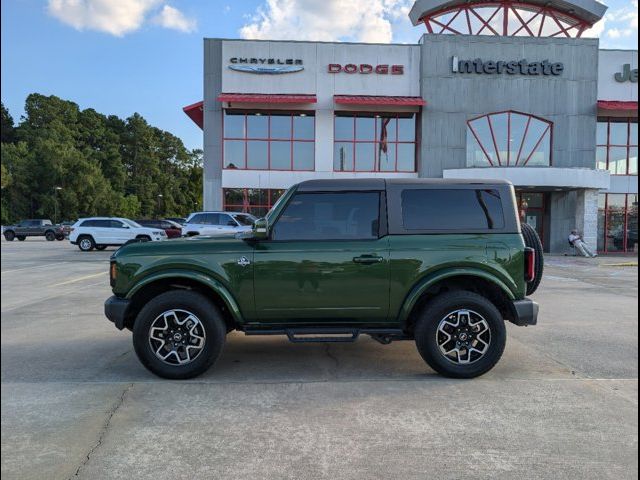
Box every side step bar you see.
[244,327,412,344]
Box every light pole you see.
[157,194,163,216]
[53,187,62,224]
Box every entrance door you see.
[516,192,547,246]
[253,191,390,324]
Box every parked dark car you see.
[3,219,65,241]
[59,220,76,237]
[164,217,187,226]
[135,219,183,239]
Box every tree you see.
[1,102,15,144]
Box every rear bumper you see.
[510,298,539,326]
[104,295,130,330]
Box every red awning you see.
[217,93,317,103]
[183,101,203,129]
[597,100,638,112]
[334,95,426,106]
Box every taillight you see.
[524,247,535,283]
[110,262,117,287]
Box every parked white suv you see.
[182,211,257,237]
[69,217,166,251]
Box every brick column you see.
[575,189,599,250]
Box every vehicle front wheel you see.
[56,235,65,241]
[132,290,226,379]
[78,236,95,251]
[45,231,56,241]
[4,231,15,241]
[414,291,506,379]
[95,245,107,251]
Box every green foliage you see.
[1,94,202,224]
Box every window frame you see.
[466,110,553,167]
[222,110,315,172]
[269,190,383,242]
[597,117,638,176]
[333,112,417,173]
[598,193,638,253]
[223,188,286,218]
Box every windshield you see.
[232,214,257,226]
[122,218,142,228]
[266,186,295,225]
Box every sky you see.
[1,0,638,151]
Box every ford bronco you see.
[105,179,542,379]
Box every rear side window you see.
[401,189,504,230]
[272,192,379,241]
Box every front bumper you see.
[510,298,539,326]
[104,295,130,330]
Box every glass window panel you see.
[224,140,245,169]
[606,194,627,252]
[377,117,397,143]
[468,117,497,166]
[526,133,551,167]
[247,141,268,169]
[509,113,529,165]
[608,147,628,175]
[334,142,353,171]
[596,146,608,170]
[401,189,504,230]
[596,121,608,145]
[247,114,268,138]
[609,121,628,145]
[270,115,291,140]
[270,189,286,205]
[630,122,638,146]
[272,192,379,241]
[293,115,314,140]
[398,116,416,142]
[355,143,375,171]
[489,113,509,164]
[293,142,314,170]
[520,119,550,166]
[397,143,416,171]
[224,112,245,138]
[224,189,244,206]
[248,188,267,206]
[378,143,396,171]
[522,193,544,208]
[597,194,606,251]
[355,117,375,141]
[627,194,638,253]
[270,141,291,169]
[628,147,637,175]
[335,116,354,141]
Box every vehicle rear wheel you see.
[521,223,544,295]
[132,290,226,379]
[96,245,107,251]
[414,291,506,379]
[17,236,26,241]
[78,236,95,251]
[4,231,15,241]
[45,231,56,241]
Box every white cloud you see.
[240,0,414,43]
[152,5,197,32]
[47,0,196,36]
[594,1,638,47]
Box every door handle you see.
[353,255,384,264]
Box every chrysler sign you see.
[229,57,304,74]
[452,56,564,76]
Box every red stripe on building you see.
[597,100,638,112]
[217,93,317,103]
[334,95,426,106]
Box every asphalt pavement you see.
[1,238,638,479]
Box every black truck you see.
[3,219,66,241]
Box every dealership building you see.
[183,0,638,254]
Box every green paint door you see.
[253,191,390,324]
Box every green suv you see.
[105,179,542,379]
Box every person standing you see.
[568,229,598,257]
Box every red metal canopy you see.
[183,101,204,129]
[334,95,426,106]
[597,100,638,112]
[217,93,317,103]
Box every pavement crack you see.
[323,343,340,378]
[69,382,133,479]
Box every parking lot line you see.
[51,272,106,287]
[1,262,69,275]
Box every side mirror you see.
[252,217,269,240]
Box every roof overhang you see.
[597,100,638,117]
[216,93,317,104]
[183,101,203,129]
[409,0,607,26]
[443,167,610,190]
[334,95,426,106]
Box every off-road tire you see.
[521,223,544,295]
[132,290,226,379]
[414,291,506,379]
[4,231,15,241]
[78,235,95,251]
[45,231,56,241]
